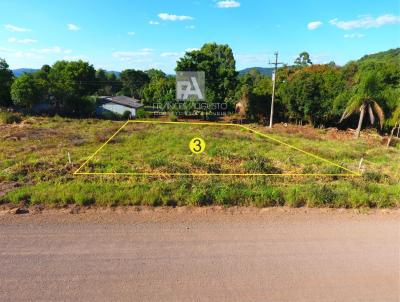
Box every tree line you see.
[0,43,399,138]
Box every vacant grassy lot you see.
[1,116,399,208]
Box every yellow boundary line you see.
[73,120,361,177]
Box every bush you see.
[122,110,131,120]
[101,111,120,120]
[305,184,336,207]
[75,192,95,206]
[168,112,178,122]
[135,108,146,119]
[253,187,284,207]
[363,171,388,184]
[0,111,22,124]
[213,185,243,206]
[348,190,372,208]
[191,185,213,206]
[148,156,167,169]
[285,186,306,207]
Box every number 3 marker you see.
[189,137,206,154]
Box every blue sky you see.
[0,0,399,73]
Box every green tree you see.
[294,51,312,67]
[120,69,150,98]
[176,43,237,108]
[279,65,343,126]
[11,73,42,108]
[48,60,96,115]
[95,69,120,96]
[106,72,122,95]
[235,69,272,120]
[96,69,108,94]
[339,72,385,139]
[145,69,166,81]
[143,76,175,105]
[0,58,14,106]
[387,104,400,147]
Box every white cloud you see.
[127,31,135,36]
[38,46,62,54]
[160,52,182,57]
[235,53,266,64]
[13,51,42,59]
[67,23,80,31]
[112,48,154,61]
[307,21,322,30]
[158,13,193,21]
[185,48,199,52]
[141,48,154,52]
[330,14,400,30]
[1,45,74,60]
[0,47,11,53]
[344,33,365,39]
[8,37,37,44]
[4,24,31,32]
[311,53,330,64]
[216,0,240,8]
[185,25,195,29]
[149,21,160,25]
[63,55,87,60]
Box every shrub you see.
[136,108,146,119]
[74,192,95,206]
[213,184,243,206]
[101,111,120,120]
[348,189,373,208]
[191,186,213,206]
[168,112,178,122]
[285,186,306,207]
[148,156,167,169]
[253,187,284,207]
[363,171,389,184]
[0,111,22,124]
[305,184,336,207]
[122,110,131,120]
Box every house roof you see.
[103,96,143,109]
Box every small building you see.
[97,96,143,118]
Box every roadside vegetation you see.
[1,116,399,208]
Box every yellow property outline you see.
[73,120,361,177]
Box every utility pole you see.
[268,51,283,128]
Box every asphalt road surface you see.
[0,207,399,302]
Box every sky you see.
[0,0,399,73]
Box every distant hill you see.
[107,71,121,77]
[12,68,39,77]
[357,48,400,65]
[238,67,274,77]
[12,49,399,78]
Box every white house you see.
[97,96,143,118]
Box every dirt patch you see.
[1,126,59,141]
[0,182,20,197]
[0,204,398,221]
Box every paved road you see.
[0,208,399,302]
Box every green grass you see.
[1,116,399,208]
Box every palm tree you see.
[340,72,385,139]
[387,105,400,148]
